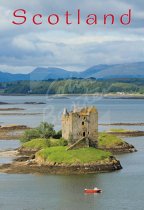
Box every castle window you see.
[82,121,84,125]
[83,132,86,137]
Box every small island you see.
[0,106,136,174]
[106,128,144,137]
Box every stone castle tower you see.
[62,106,98,149]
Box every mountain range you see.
[0,62,144,82]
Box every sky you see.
[0,0,144,73]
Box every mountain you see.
[0,62,144,82]
[29,67,79,80]
[85,63,144,79]
[30,63,144,80]
[0,71,29,82]
[80,64,109,78]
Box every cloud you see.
[0,0,144,73]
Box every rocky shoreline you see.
[0,156,122,175]
[98,143,137,154]
[0,142,135,175]
[0,144,124,175]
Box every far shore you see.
[100,123,144,126]
[0,93,144,99]
[0,125,30,140]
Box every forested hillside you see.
[0,79,144,95]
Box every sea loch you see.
[0,95,144,210]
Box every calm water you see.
[0,140,20,164]
[0,96,144,210]
[0,95,144,129]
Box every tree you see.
[21,122,56,142]
[53,130,62,139]
[37,122,56,139]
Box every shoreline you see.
[0,93,144,98]
[98,145,137,154]
[100,123,144,126]
[0,156,122,175]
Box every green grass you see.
[36,146,112,164]
[22,138,68,150]
[22,138,50,150]
[98,132,124,148]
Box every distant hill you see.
[29,67,79,80]
[0,71,29,82]
[0,62,144,82]
[81,64,109,78]
[87,63,144,79]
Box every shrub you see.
[21,122,56,142]
[37,122,56,139]
[59,138,68,146]
[53,130,62,139]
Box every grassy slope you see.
[36,147,111,164]
[23,133,125,151]
[22,138,49,150]
[98,132,124,148]
[22,133,125,164]
[22,138,59,150]
[22,138,67,150]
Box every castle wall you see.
[88,112,98,147]
[62,114,72,141]
[72,113,89,142]
[62,107,98,147]
[88,112,98,140]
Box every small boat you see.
[84,187,102,194]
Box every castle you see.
[62,106,98,149]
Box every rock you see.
[18,147,38,155]
[14,156,29,162]
[30,154,35,160]
[0,159,122,175]
[98,142,137,154]
[0,124,29,130]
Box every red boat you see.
[84,187,102,194]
